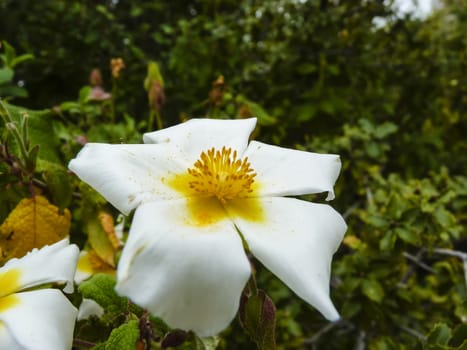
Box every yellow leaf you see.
[0,195,70,265]
[77,249,115,278]
[98,211,122,250]
[87,211,121,267]
[343,234,362,250]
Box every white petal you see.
[77,298,104,320]
[69,143,186,215]
[0,323,22,350]
[0,290,77,350]
[229,197,346,321]
[1,239,79,294]
[143,118,257,165]
[244,141,341,200]
[116,200,251,337]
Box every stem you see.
[0,99,13,123]
[6,123,29,166]
[72,338,96,349]
[147,110,154,131]
[110,80,117,123]
[0,100,29,167]
[247,273,258,296]
[155,110,163,130]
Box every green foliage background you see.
[0,0,465,349]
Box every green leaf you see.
[105,320,139,350]
[79,86,93,104]
[374,122,398,139]
[59,101,81,114]
[361,279,385,303]
[296,63,317,75]
[395,227,419,245]
[10,53,34,68]
[2,102,61,163]
[427,323,452,346]
[241,98,276,126]
[0,85,29,98]
[37,159,73,210]
[434,207,454,228]
[1,40,16,66]
[379,230,396,251]
[78,274,128,315]
[0,67,14,84]
[293,103,317,122]
[449,323,467,348]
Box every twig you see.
[354,330,366,350]
[398,325,427,341]
[72,338,96,349]
[402,252,436,274]
[398,249,427,287]
[343,201,361,219]
[433,248,467,287]
[303,320,341,344]
[433,248,467,260]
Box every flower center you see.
[187,147,256,203]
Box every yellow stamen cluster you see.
[187,147,256,203]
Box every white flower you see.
[69,118,347,336]
[0,239,79,350]
[77,298,105,321]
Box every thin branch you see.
[433,248,467,287]
[402,252,436,274]
[72,338,96,349]
[398,325,427,341]
[433,248,467,260]
[303,320,341,344]
[343,201,361,219]
[398,249,430,287]
[354,330,366,350]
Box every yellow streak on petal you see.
[184,197,227,227]
[0,268,21,298]
[168,173,264,225]
[165,170,196,197]
[225,198,264,223]
[0,294,20,313]
[0,268,21,312]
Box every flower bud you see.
[110,58,125,78]
[239,289,277,348]
[208,75,225,107]
[89,68,103,87]
[148,81,166,113]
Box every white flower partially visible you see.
[69,118,347,337]
[0,239,79,350]
[77,298,105,321]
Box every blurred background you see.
[0,0,465,349]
